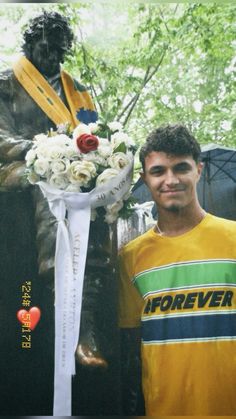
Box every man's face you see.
[30,36,66,77]
[141,151,203,212]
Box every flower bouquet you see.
[26,120,135,223]
[25,120,135,415]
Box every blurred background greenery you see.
[0,2,235,174]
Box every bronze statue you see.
[0,11,118,415]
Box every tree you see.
[0,2,235,149]
[63,3,236,147]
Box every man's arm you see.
[118,249,145,415]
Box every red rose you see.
[76,133,99,154]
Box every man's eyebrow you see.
[174,161,192,169]
[148,165,165,173]
[147,161,192,173]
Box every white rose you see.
[68,160,97,187]
[57,122,71,134]
[65,143,80,160]
[108,152,131,170]
[98,138,110,147]
[83,151,107,167]
[88,122,99,133]
[25,149,37,167]
[34,159,50,176]
[97,139,113,158]
[50,159,70,174]
[49,174,69,190]
[50,134,70,146]
[96,168,119,186]
[82,150,97,162]
[36,144,50,159]
[108,121,123,132]
[33,133,48,143]
[48,145,65,160]
[65,183,81,192]
[111,132,135,148]
[72,123,90,140]
[105,200,124,224]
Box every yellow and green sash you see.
[13,56,97,129]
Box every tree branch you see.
[117,66,152,121]
[77,27,106,113]
[122,47,168,126]
[117,66,151,119]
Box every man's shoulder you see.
[208,213,236,226]
[120,228,154,256]
[206,213,236,233]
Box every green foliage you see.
[113,142,127,154]
[0,2,235,149]
[67,2,236,147]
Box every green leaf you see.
[113,142,127,153]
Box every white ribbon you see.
[37,161,133,416]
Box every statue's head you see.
[22,11,74,77]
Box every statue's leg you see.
[76,218,116,367]
[32,190,121,414]
[73,218,121,415]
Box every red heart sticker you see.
[17,307,41,330]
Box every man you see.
[0,11,114,415]
[119,124,236,415]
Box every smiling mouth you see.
[161,189,185,194]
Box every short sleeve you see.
[118,249,144,328]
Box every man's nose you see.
[164,170,179,185]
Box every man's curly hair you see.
[22,11,74,57]
[139,124,201,171]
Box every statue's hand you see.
[0,161,29,191]
[76,342,108,368]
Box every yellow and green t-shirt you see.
[119,213,236,415]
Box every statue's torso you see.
[0,69,59,137]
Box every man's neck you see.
[156,204,206,237]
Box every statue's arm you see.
[120,327,145,415]
[0,74,32,190]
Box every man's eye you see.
[150,169,164,176]
[175,164,191,172]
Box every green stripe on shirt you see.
[134,260,236,297]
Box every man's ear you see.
[197,162,204,181]
[140,171,146,184]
